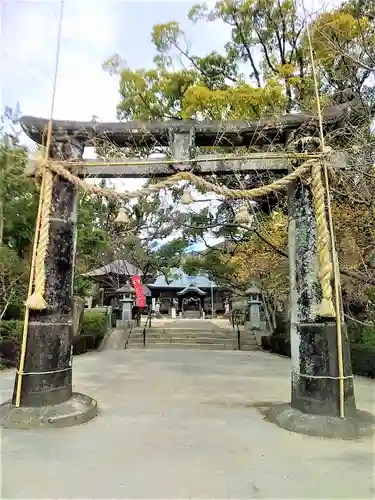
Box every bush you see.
[72,310,107,355]
[0,247,28,320]
[347,320,375,346]
[261,335,291,357]
[358,326,375,347]
[261,336,271,351]
[0,320,23,367]
[81,310,107,337]
[0,310,108,368]
[350,344,375,378]
[0,319,23,339]
[262,334,375,378]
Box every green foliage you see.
[0,137,38,255]
[261,335,291,357]
[76,192,113,268]
[73,275,92,298]
[347,319,375,347]
[102,191,193,278]
[73,310,108,355]
[117,67,198,121]
[106,0,374,123]
[0,319,23,368]
[81,310,108,337]
[0,319,23,340]
[359,327,375,347]
[350,344,375,378]
[0,312,109,369]
[101,0,375,303]
[308,5,375,104]
[183,252,236,288]
[0,246,28,320]
[262,334,375,378]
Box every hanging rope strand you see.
[310,161,335,318]
[25,0,65,311]
[26,169,54,310]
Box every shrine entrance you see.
[1,99,368,439]
[177,284,207,319]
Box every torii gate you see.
[0,102,371,437]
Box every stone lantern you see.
[116,283,135,328]
[245,283,262,330]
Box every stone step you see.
[131,328,229,334]
[129,335,256,342]
[126,343,259,351]
[128,333,257,341]
[130,328,256,337]
[128,337,256,345]
[128,338,236,345]
[126,343,237,350]
[127,339,257,348]
[129,330,254,337]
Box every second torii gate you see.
[0,102,371,437]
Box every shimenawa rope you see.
[310,162,335,318]
[26,168,54,310]
[27,154,335,320]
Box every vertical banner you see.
[131,275,145,308]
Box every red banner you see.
[131,275,145,308]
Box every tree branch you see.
[229,12,262,87]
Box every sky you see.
[2,0,231,121]
[1,0,233,251]
[1,0,341,252]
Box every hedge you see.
[350,344,375,378]
[0,310,108,369]
[73,310,108,355]
[261,335,375,378]
[261,335,291,357]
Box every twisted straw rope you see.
[26,168,54,309]
[310,161,335,317]
[47,158,313,200]
[28,156,335,318]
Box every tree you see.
[95,189,194,279]
[0,246,28,321]
[308,2,375,106]
[101,0,375,318]
[0,110,39,257]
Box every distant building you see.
[84,262,228,317]
[83,260,151,307]
[147,269,229,318]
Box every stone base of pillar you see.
[260,402,374,439]
[0,392,98,429]
[292,323,356,417]
[259,321,375,439]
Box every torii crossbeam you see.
[20,102,351,178]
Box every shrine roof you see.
[177,284,207,296]
[148,270,220,289]
[84,260,142,278]
[20,101,354,147]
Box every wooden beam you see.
[78,157,292,178]
[20,102,355,147]
[26,152,346,178]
